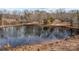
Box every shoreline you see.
[4,35,79,51]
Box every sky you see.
[0,8,79,12]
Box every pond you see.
[0,25,78,48]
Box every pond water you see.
[0,26,77,48]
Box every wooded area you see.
[0,9,78,28]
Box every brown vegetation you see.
[0,9,79,27]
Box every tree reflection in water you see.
[0,26,76,48]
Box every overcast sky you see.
[0,8,79,11]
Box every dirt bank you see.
[3,35,78,51]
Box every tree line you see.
[0,9,79,25]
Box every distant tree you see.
[23,10,31,22]
[47,17,54,24]
[55,8,66,20]
[0,14,2,20]
[43,19,48,25]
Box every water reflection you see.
[0,26,73,48]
